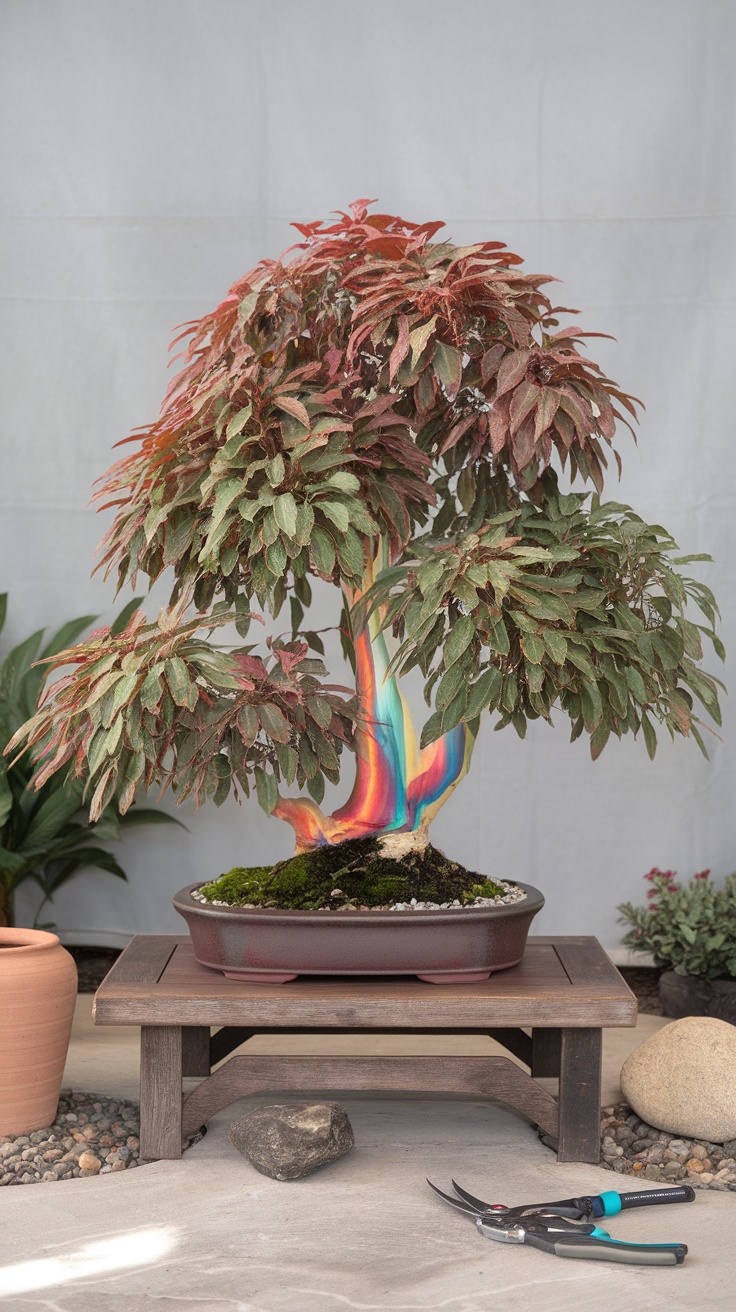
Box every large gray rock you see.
[228,1102,354,1180]
[621,1016,736,1143]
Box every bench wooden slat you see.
[179,1054,560,1142]
[93,936,637,1029]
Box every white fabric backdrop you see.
[2,0,734,955]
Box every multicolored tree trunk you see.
[274,561,476,852]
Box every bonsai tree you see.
[8,200,724,896]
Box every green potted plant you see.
[7,201,724,982]
[0,593,181,929]
[618,868,736,1022]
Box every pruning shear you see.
[427,1180,694,1266]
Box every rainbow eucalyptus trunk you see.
[274,563,476,853]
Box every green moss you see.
[198,837,507,910]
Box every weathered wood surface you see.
[181,1026,211,1077]
[487,1027,532,1067]
[139,1026,183,1160]
[557,1028,603,1163]
[210,1026,254,1068]
[531,1027,562,1078]
[180,1054,560,1143]
[94,936,636,1030]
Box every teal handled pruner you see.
[427,1180,694,1266]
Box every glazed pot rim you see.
[174,881,545,924]
[0,927,61,952]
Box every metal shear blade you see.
[426,1181,523,1243]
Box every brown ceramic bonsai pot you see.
[172,882,544,984]
[0,927,78,1135]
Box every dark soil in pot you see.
[197,835,507,911]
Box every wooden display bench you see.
[92,934,636,1164]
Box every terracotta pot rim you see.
[174,881,545,925]
[0,927,61,953]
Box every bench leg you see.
[557,1027,602,1163]
[182,1026,211,1076]
[531,1027,561,1077]
[140,1026,183,1161]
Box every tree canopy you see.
[8,201,724,833]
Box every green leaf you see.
[258,702,292,743]
[293,501,315,546]
[435,663,465,713]
[0,764,13,830]
[465,667,502,719]
[325,471,360,494]
[589,722,610,760]
[443,614,475,669]
[419,709,444,749]
[433,340,463,396]
[307,771,325,804]
[521,632,545,664]
[273,492,298,539]
[266,454,286,487]
[139,667,164,712]
[202,479,244,550]
[165,657,192,708]
[318,501,350,534]
[624,666,647,703]
[409,314,438,364]
[254,766,278,815]
[580,681,603,730]
[310,525,336,576]
[542,630,568,665]
[118,807,186,830]
[2,629,45,700]
[265,538,288,578]
[307,696,333,729]
[225,405,253,440]
[640,711,657,759]
[417,558,447,598]
[21,789,83,853]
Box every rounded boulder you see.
[620,1015,736,1143]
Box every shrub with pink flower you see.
[618,868,736,980]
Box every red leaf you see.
[480,344,504,384]
[439,413,476,456]
[274,396,311,428]
[534,388,560,441]
[489,396,510,455]
[389,315,410,382]
[509,380,540,434]
[511,414,536,469]
[554,410,575,449]
[495,350,530,398]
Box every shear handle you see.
[548,1235,688,1266]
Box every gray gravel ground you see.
[597,1104,736,1190]
[0,1089,141,1184]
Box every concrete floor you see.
[0,999,733,1311]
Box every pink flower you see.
[694,869,711,881]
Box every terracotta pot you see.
[0,928,78,1135]
[658,969,736,1025]
[173,882,545,984]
